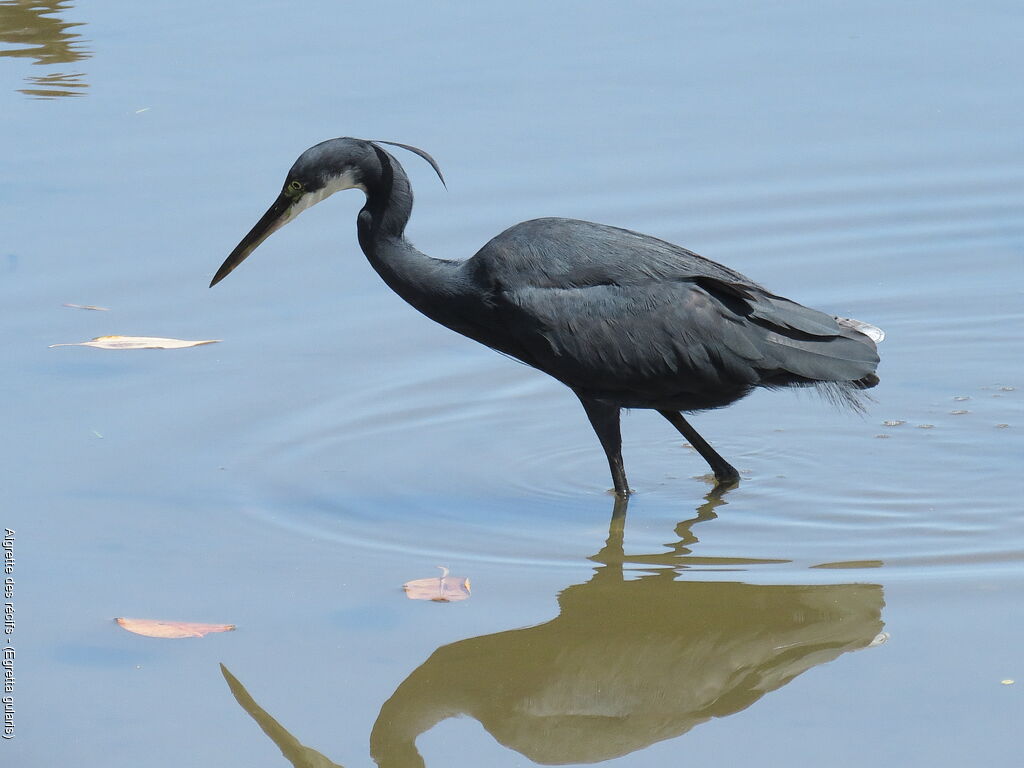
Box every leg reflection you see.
[369,492,884,767]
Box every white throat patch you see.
[291,168,366,217]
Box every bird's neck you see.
[356,156,471,328]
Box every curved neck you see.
[356,146,471,327]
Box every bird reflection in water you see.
[221,493,885,768]
[0,0,90,98]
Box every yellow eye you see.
[288,180,304,193]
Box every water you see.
[3,1,1023,765]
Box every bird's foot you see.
[712,474,740,493]
[711,461,740,485]
[695,466,740,490]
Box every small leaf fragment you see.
[51,335,221,350]
[63,303,110,311]
[115,617,236,638]
[403,566,471,603]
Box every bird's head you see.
[210,137,443,287]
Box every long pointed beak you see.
[210,193,295,287]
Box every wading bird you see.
[211,138,882,495]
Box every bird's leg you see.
[658,410,740,486]
[577,395,630,496]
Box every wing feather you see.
[466,217,880,406]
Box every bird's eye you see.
[287,180,304,195]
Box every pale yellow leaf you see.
[115,617,236,638]
[51,335,221,350]
[62,303,110,311]
[403,566,471,603]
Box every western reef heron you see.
[211,138,882,495]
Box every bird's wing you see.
[492,275,878,397]
[470,218,757,289]
[466,218,879,398]
[491,278,758,394]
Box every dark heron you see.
[211,137,882,495]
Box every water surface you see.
[3,1,1022,766]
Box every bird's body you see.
[212,138,882,494]
[449,217,878,412]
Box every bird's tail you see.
[755,307,884,412]
[693,278,883,411]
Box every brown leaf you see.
[403,566,471,603]
[51,335,221,350]
[115,617,236,638]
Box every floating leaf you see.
[403,566,471,603]
[115,617,236,638]
[63,303,110,311]
[51,335,221,350]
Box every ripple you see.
[223,366,1023,582]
